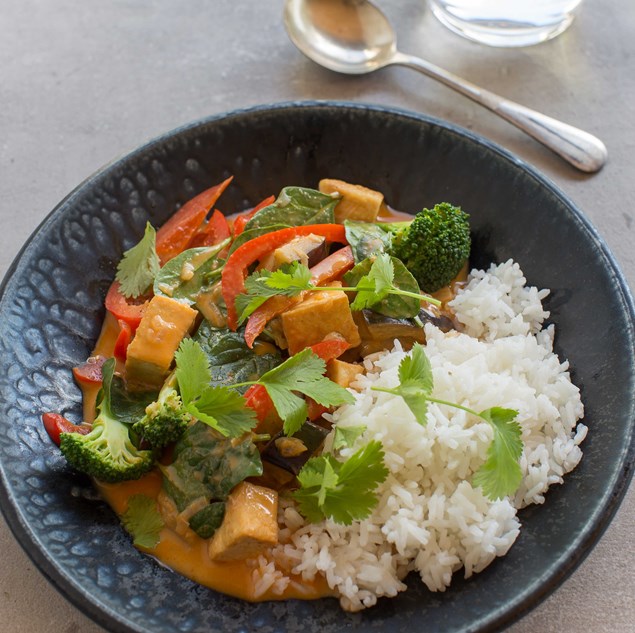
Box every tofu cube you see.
[208,482,279,562]
[259,234,326,271]
[326,359,363,388]
[280,288,361,355]
[319,178,384,224]
[125,295,197,390]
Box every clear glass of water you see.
[429,0,584,47]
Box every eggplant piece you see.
[262,421,330,475]
[259,234,327,271]
[353,308,456,356]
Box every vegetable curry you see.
[41,177,520,602]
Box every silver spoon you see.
[284,0,607,173]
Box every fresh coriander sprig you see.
[174,339,354,438]
[371,343,523,501]
[236,254,441,323]
[293,440,389,525]
[121,494,164,549]
[116,222,160,298]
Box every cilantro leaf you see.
[350,253,394,311]
[257,349,354,435]
[121,494,164,549]
[186,386,257,437]
[372,342,432,425]
[236,263,313,323]
[175,338,212,406]
[472,407,523,500]
[293,440,388,525]
[116,222,160,298]
[332,425,366,449]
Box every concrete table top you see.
[1,1,633,631]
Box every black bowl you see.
[0,102,633,633]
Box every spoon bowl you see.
[283,0,607,173]
[284,0,397,73]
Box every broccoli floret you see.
[384,202,470,293]
[132,375,191,449]
[59,358,155,483]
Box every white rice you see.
[256,259,586,610]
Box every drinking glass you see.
[429,0,584,47]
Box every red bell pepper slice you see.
[105,281,148,330]
[42,412,92,447]
[244,246,355,348]
[72,355,107,386]
[188,209,232,248]
[113,320,133,362]
[155,176,232,264]
[233,195,275,237]
[222,224,347,331]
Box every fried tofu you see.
[319,178,384,224]
[259,234,326,271]
[280,287,361,355]
[125,295,197,390]
[208,482,279,562]
[326,358,363,388]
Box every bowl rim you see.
[1,100,634,633]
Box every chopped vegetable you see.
[383,202,471,293]
[155,177,232,264]
[59,359,156,483]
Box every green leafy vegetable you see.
[371,343,523,500]
[344,220,392,263]
[160,422,262,537]
[154,241,229,304]
[236,253,441,323]
[255,348,354,435]
[193,320,281,390]
[121,494,164,549]
[173,336,351,438]
[293,440,389,525]
[188,502,226,539]
[243,187,338,233]
[174,338,257,436]
[116,222,160,298]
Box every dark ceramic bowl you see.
[0,102,634,633]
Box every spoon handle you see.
[392,52,607,172]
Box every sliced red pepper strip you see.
[113,320,133,362]
[105,281,148,330]
[244,246,355,348]
[222,224,347,331]
[42,412,92,447]
[156,176,232,264]
[187,209,232,249]
[233,195,276,237]
[72,355,107,386]
[244,384,274,422]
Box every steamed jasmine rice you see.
[264,259,586,611]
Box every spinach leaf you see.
[193,320,281,391]
[160,421,263,513]
[344,220,392,263]
[109,376,157,426]
[227,223,290,256]
[154,242,227,305]
[188,501,226,539]
[344,256,422,318]
[244,187,338,233]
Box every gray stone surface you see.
[0,1,633,631]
